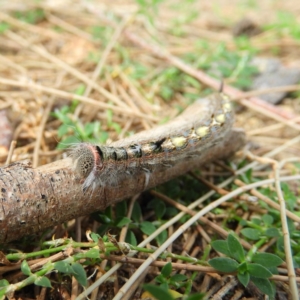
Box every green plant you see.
[189,41,258,89]
[263,11,300,40]
[53,105,107,149]
[208,233,283,297]
[52,85,114,149]
[14,9,45,24]
[1,235,209,299]
[134,0,166,26]
[0,22,9,34]
[143,262,204,300]
[0,238,128,298]
[90,25,114,44]
[95,201,168,246]
[151,67,201,102]
[240,214,281,241]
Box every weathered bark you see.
[0,128,245,244]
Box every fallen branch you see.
[0,99,245,243]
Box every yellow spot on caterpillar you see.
[223,102,232,113]
[195,126,209,137]
[171,136,187,148]
[215,114,226,124]
[189,129,197,137]
[221,93,230,101]
[211,118,220,126]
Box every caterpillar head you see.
[70,143,101,178]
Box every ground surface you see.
[0,1,300,299]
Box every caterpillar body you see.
[70,93,234,191]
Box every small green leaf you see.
[140,221,156,236]
[85,248,100,259]
[165,207,178,218]
[156,229,168,246]
[116,201,127,218]
[84,122,97,137]
[70,99,79,112]
[241,228,261,240]
[98,214,112,224]
[211,240,230,256]
[262,214,273,226]
[239,219,247,226]
[185,293,204,300]
[106,109,113,126]
[248,263,272,278]
[160,282,169,291]
[21,260,31,276]
[0,279,9,287]
[252,253,283,267]
[53,107,71,123]
[0,22,10,33]
[132,202,142,222]
[14,8,45,24]
[34,276,52,288]
[125,230,137,246]
[227,233,245,262]
[58,123,72,137]
[237,271,250,287]
[155,273,166,284]
[147,199,166,219]
[268,266,279,275]
[208,257,239,273]
[143,284,174,300]
[161,262,172,277]
[97,131,109,144]
[276,236,285,252]
[250,277,275,297]
[54,261,74,274]
[264,228,280,237]
[90,232,100,243]
[111,122,122,134]
[74,84,86,96]
[251,218,261,225]
[160,86,174,101]
[115,217,131,228]
[288,217,296,234]
[72,263,87,287]
[170,274,187,282]
[237,261,248,274]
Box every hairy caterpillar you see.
[70,93,234,191]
